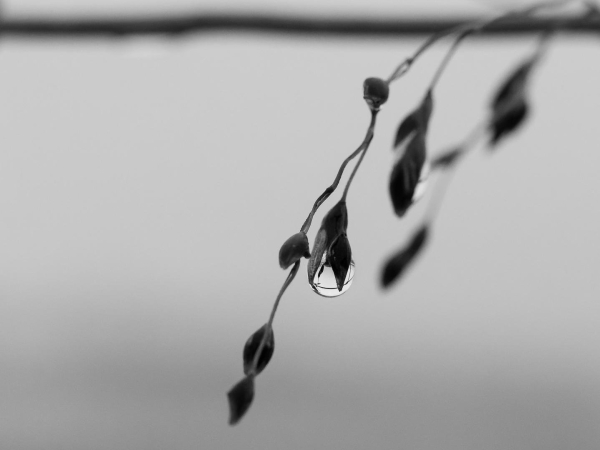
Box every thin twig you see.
[341,110,379,201]
[0,13,598,39]
[300,112,378,234]
[248,260,300,377]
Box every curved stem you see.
[300,111,378,233]
[248,260,300,377]
[341,110,379,201]
[428,30,471,91]
[386,0,579,85]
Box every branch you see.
[0,13,598,39]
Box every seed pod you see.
[278,231,310,269]
[243,324,275,376]
[227,375,255,426]
[363,77,390,110]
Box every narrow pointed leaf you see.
[279,231,310,269]
[227,375,255,426]
[492,59,534,110]
[243,324,275,376]
[393,90,434,149]
[329,233,352,292]
[307,228,328,286]
[381,225,429,288]
[389,133,427,217]
[394,111,419,149]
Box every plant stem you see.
[341,110,379,201]
[300,110,378,233]
[248,260,300,377]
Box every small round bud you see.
[363,77,389,110]
[279,231,310,269]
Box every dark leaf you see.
[431,147,464,170]
[393,90,434,149]
[490,99,529,147]
[279,231,310,269]
[363,77,390,110]
[307,228,328,287]
[394,111,419,149]
[389,133,427,217]
[492,59,534,111]
[227,375,255,426]
[328,233,352,291]
[381,225,429,288]
[243,324,275,376]
[321,200,348,238]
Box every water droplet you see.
[412,161,430,203]
[311,255,355,297]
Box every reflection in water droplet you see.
[412,161,430,204]
[311,256,355,298]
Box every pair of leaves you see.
[389,90,434,217]
[381,224,429,288]
[228,324,275,426]
[307,201,352,293]
[489,57,536,147]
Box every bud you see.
[243,324,275,376]
[363,77,389,110]
[278,231,310,269]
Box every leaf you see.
[243,324,275,376]
[389,133,427,217]
[490,99,529,147]
[307,228,328,286]
[393,90,433,149]
[381,225,429,288]
[328,233,352,291]
[308,201,348,284]
[431,147,464,170]
[492,59,534,111]
[489,58,535,147]
[278,231,310,269]
[227,375,255,426]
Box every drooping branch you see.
[0,13,598,39]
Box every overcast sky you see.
[0,1,599,449]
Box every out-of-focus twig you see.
[0,13,598,39]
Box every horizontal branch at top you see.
[0,13,599,39]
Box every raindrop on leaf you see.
[312,253,355,297]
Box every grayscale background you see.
[1,0,599,449]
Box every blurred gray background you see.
[1,0,599,449]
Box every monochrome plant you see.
[227,0,599,425]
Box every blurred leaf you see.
[490,99,529,146]
[279,231,310,269]
[431,147,464,170]
[227,375,255,426]
[389,133,427,217]
[329,233,352,291]
[381,225,429,288]
[393,90,433,149]
[243,324,275,376]
[489,58,535,147]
